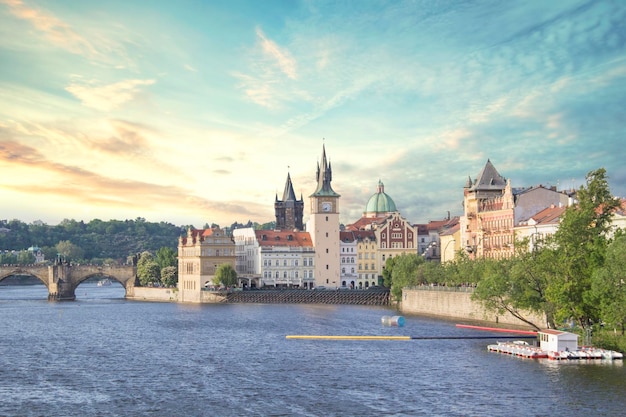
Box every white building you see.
[538,329,579,352]
[339,231,358,289]
[233,228,315,289]
[516,205,567,251]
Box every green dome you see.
[365,180,397,214]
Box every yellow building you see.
[177,226,235,302]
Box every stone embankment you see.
[400,286,546,329]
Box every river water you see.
[1,283,624,417]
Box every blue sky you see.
[1,0,625,228]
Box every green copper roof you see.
[365,180,396,214]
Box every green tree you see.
[390,254,424,301]
[415,261,446,286]
[547,168,620,329]
[382,256,396,288]
[0,252,16,264]
[155,246,177,270]
[56,240,85,262]
[16,250,35,265]
[137,251,160,286]
[161,265,178,287]
[471,236,559,330]
[213,263,237,288]
[591,235,626,335]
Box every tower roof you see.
[281,172,298,202]
[310,144,340,198]
[469,159,507,191]
[365,180,397,215]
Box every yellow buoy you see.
[285,335,411,340]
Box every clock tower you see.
[308,144,341,288]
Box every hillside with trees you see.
[0,217,265,265]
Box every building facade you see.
[345,181,418,283]
[178,226,236,302]
[461,160,577,260]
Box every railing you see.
[406,284,475,293]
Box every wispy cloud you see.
[256,27,297,79]
[1,0,97,57]
[65,78,155,111]
[0,139,261,220]
[233,27,299,108]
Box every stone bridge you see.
[0,264,138,301]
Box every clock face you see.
[322,202,332,212]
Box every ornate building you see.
[178,226,236,302]
[460,160,574,260]
[460,160,514,259]
[275,173,304,231]
[346,180,417,282]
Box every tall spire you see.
[311,143,340,197]
[282,172,297,202]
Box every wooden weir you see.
[225,289,390,306]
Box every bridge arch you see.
[0,267,50,289]
[0,264,137,301]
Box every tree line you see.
[384,169,625,342]
[0,217,273,265]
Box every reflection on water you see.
[0,284,624,417]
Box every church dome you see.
[365,180,397,215]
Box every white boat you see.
[488,330,623,361]
[97,278,112,287]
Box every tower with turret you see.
[307,144,341,288]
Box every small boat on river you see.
[487,329,623,361]
[97,278,112,287]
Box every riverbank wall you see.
[127,287,179,302]
[399,286,546,329]
[127,287,227,303]
[127,286,545,329]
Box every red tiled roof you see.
[531,205,567,225]
[345,216,387,231]
[340,230,376,243]
[440,223,460,236]
[255,230,313,247]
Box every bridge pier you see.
[48,264,77,301]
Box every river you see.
[1,283,624,416]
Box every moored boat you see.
[97,278,112,287]
[488,329,623,361]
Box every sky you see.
[1,0,625,229]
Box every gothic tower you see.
[275,172,304,231]
[308,144,341,288]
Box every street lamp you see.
[443,239,456,263]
